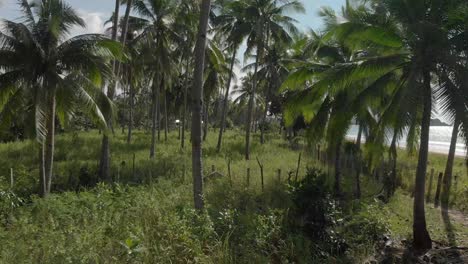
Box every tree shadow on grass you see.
[442,209,457,247]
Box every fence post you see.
[317,145,321,162]
[10,168,14,189]
[434,172,443,206]
[426,168,434,202]
[295,153,302,182]
[132,153,136,180]
[256,157,264,191]
[228,159,232,187]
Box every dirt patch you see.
[366,239,468,264]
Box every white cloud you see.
[69,10,107,37]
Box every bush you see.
[288,167,348,256]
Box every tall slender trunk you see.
[181,58,190,149]
[149,76,159,159]
[191,0,211,210]
[441,116,460,211]
[43,95,57,195]
[388,130,398,198]
[203,102,209,141]
[98,0,120,183]
[260,86,270,144]
[127,67,134,143]
[111,0,120,41]
[117,0,133,134]
[164,90,168,142]
[157,86,161,142]
[216,49,237,152]
[356,125,362,146]
[355,124,363,199]
[413,70,433,250]
[39,143,46,197]
[334,141,342,196]
[245,21,262,160]
[115,0,133,78]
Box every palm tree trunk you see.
[355,124,363,199]
[157,87,161,142]
[441,116,460,211]
[334,141,342,196]
[127,67,134,143]
[203,102,209,141]
[216,49,237,152]
[115,0,133,99]
[245,23,262,160]
[164,90,168,142]
[413,70,432,250]
[44,95,57,195]
[388,130,398,198]
[111,0,120,41]
[260,87,270,144]
[98,0,120,183]
[356,125,363,146]
[120,0,133,46]
[181,59,190,149]
[191,0,211,210]
[149,77,159,159]
[39,143,46,197]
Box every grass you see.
[0,128,466,263]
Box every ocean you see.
[346,125,467,157]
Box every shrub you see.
[288,167,348,256]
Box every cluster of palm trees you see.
[281,0,468,251]
[0,0,466,252]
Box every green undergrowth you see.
[0,129,466,263]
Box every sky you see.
[0,0,346,85]
[0,0,345,37]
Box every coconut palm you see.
[130,0,180,158]
[212,0,249,152]
[0,0,119,196]
[98,0,133,182]
[191,0,212,210]
[241,0,304,160]
[315,0,468,250]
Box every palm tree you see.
[130,0,180,158]
[0,0,119,196]
[170,0,198,149]
[320,0,468,250]
[203,40,230,141]
[212,0,249,152]
[98,0,133,182]
[242,0,304,160]
[191,0,212,210]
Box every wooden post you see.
[434,172,443,206]
[295,153,302,182]
[228,159,232,187]
[426,168,434,202]
[256,157,264,191]
[246,168,250,187]
[10,168,14,189]
[132,153,136,180]
[277,169,281,182]
[317,145,321,162]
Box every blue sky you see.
[0,0,346,86]
[0,0,346,35]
